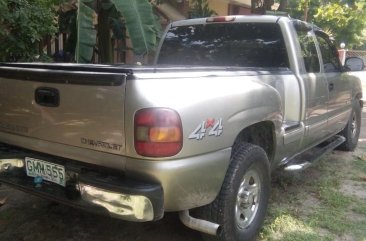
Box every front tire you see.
[338,100,361,151]
[199,143,270,241]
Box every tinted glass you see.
[316,33,341,72]
[296,30,320,73]
[157,23,289,68]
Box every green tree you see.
[251,0,288,13]
[286,0,366,48]
[314,1,366,48]
[75,0,161,63]
[189,0,217,18]
[0,0,58,62]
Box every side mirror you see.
[345,57,365,71]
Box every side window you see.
[316,33,342,72]
[296,30,320,73]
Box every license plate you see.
[25,157,66,187]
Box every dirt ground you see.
[1,106,366,241]
[3,154,365,241]
[0,186,203,241]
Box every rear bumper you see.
[0,143,164,222]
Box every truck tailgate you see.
[0,63,128,156]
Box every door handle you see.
[35,87,60,107]
[328,83,334,91]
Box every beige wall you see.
[207,0,252,16]
[208,0,229,15]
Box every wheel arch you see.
[232,121,276,163]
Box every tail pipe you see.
[179,210,221,236]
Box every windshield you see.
[157,22,289,68]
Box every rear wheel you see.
[338,101,361,151]
[199,143,270,241]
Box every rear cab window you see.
[157,22,289,68]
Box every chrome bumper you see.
[0,149,164,222]
[79,183,154,221]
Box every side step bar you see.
[284,135,345,171]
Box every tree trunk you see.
[303,0,309,21]
[264,0,273,10]
[251,0,272,14]
[251,0,256,13]
[97,9,113,64]
[278,0,287,11]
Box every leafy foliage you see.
[75,0,160,63]
[189,0,217,18]
[0,0,57,62]
[75,0,96,63]
[287,0,318,20]
[112,0,158,56]
[314,2,366,48]
[58,2,78,56]
[287,0,366,49]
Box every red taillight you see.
[134,108,183,157]
[206,16,236,23]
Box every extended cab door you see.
[295,26,330,145]
[315,32,352,135]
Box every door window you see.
[315,33,342,73]
[296,29,320,73]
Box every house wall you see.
[208,0,229,15]
[207,0,252,16]
[228,4,251,15]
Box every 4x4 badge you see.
[189,118,223,140]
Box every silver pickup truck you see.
[0,15,364,241]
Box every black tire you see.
[199,143,270,241]
[338,100,361,151]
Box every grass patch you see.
[352,154,366,173]
[260,214,332,241]
[280,232,332,241]
[308,208,350,234]
[317,187,352,209]
[352,201,366,216]
[260,151,366,241]
[306,188,353,233]
[350,220,366,241]
[308,166,366,235]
